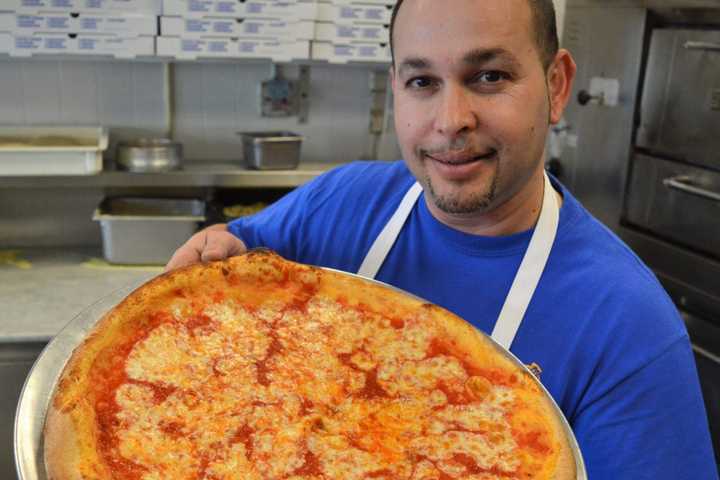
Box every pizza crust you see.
[44,406,83,480]
[44,250,579,480]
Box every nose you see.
[434,84,479,137]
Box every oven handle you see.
[663,175,720,202]
[693,344,720,366]
[684,41,720,52]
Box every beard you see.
[424,170,499,215]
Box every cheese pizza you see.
[44,250,577,480]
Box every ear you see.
[389,65,396,96]
[547,49,577,125]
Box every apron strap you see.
[490,173,560,350]
[357,182,423,279]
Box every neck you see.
[424,166,561,237]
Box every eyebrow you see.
[397,48,520,77]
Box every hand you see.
[165,224,247,272]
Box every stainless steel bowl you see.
[115,138,182,173]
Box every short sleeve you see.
[227,184,311,261]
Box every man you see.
[167,0,718,478]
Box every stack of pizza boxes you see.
[157,0,316,61]
[0,0,158,58]
[310,0,394,64]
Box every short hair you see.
[389,0,560,70]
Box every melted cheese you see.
[109,295,552,479]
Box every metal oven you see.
[558,0,720,471]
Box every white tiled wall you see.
[172,62,390,164]
[0,58,168,150]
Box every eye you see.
[473,71,508,84]
[405,76,435,89]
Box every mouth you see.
[424,149,497,165]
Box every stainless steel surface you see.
[684,41,720,52]
[0,162,339,189]
[625,153,720,259]
[663,175,720,202]
[15,265,587,480]
[0,248,158,342]
[637,28,720,170]
[116,138,183,173]
[558,5,646,229]
[241,131,303,170]
[93,198,205,265]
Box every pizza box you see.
[0,12,157,37]
[314,21,389,43]
[15,262,588,480]
[311,39,390,63]
[0,126,107,176]
[157,35,309,61]
[162,0,318,20]
[3,0,161,14]
[0,32,155,58]
[160,16,314,41]
[315,1,394,24]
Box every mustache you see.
[417,139,496,157]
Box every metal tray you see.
[14,266,587,480]
[93,197,206,265]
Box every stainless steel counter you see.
[0,248,159,342]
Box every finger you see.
[200,232,246,262]
[165,246,201,272]
[164,233,206,272]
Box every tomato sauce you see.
[292,449,322,476]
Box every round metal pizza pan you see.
[15,264,587,480]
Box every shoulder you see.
[304,160,415,204]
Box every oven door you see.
[637,28,720,170]
[625,153,720,259]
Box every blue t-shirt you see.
[229,161,718,479]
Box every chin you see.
[425,176,498,215]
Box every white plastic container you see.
[0,12,157,37]
[160,16,314,40]
[157,36,309,61]
[0,126,108,176]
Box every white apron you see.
[357,173,560,351]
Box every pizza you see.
[44,250,577,480]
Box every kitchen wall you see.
[0,0,567,249]
[0,57,400,248]
[0,58,397,164]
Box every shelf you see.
[0,162,342,189]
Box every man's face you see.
[391,0,557,216]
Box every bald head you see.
[389,0,559,70]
